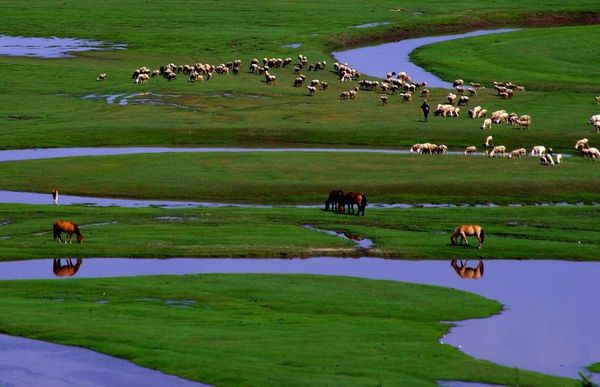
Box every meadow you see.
[1,0,600,385]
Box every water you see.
[333,29,520,88]
[0,35,126,58]
[0,257,598,382]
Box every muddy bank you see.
[328,11,600,51]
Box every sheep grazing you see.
[307,86,317,96]
[574,138,589,150]
[455,85,465,95]
[380,95,389,106]
[468,106,487,119]
[421,89,430,98]
[401,92,413,103]
[595,121,600,133]
[419,143,438,154]
[437,144,448,155]
[457,96,469,106]
[467,87,477,96]
[96,73,107,81]
[555,154,563,164]
[264,71,276,85]
[134,73,149,84]
[530,145,546,157]
[481,118,492,130]
[447,92,457,105]
[595,96,600,104]
[293,76,305,87]
[435,104,459,117]
[321,81,328,91]
[463,146,477,155]
[310,79,320,88]
[166,72,176,81]
[339,91,350,100]
[508,148,527,159]
[484,135,494,147]
[488,145,506,158]
[540,154,555,166]
[516,114,531,129]
[410,143,422,153]
[581,147,600,160]
[453,79,464,88]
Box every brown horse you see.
[451,259,484,279]
[344,192,367,216]
[325,190,345,213]
[53,220,83,244]
[450,224,484,249]
[53,258,83,277]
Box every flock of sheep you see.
[94,55,599,163]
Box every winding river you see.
[1,28,598,386]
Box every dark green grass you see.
[0,274,575,386]
[1,152,599,205]
[0,204,598,260]
[411,25,600,92]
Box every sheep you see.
[581,147,600,160]
[421,89,430,98]
[555,154,563,164]
[419,143,438,154]
[457,96,470,106]
[411,143,422,153]
[166,72,176,81]
[435,104,458,117]
[447,92,457,105]
[530,145,546,157]
[595,121,600,133]
[481,118,492,130]
[307,86,317,96]
[380,95,389,106]
[293,76,305,87]
[508,148,527,159]
[96,73,107,81]
[595,96,600,104]
[516,114,531,129]
[455,85,465,95]
[468,87,477,96]
[575,138,589,150]
[463,146,477,155]
[134,73,149,84]
[484,135,494,147]
[321,82,328,91]
[453,79,464,87]
[339,91,350,100]
[488,145,506,158]
[401,92,413,103]
[540,154,555,166]
[437,144,448,155]
[310,79,320,88]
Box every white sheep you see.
[508,148,527,159]
[380,95,389,106]
[484,135,493,147]
[307,86,317,96]
[96,73,107,81]
[481,118,492,130]
[488,145,506,158]
[463,146,477,155]
[530,145,546,157]
[574,138,589,150]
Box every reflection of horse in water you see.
[451,259,484,279]
[344,192,367,216]
[451,224,484,249]
[53,258,83,277]
[325,190,345,213]
[53,220,83,244]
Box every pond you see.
[333,29,519,88]
[0,35,126,58]
[1,257,599,383]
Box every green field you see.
[0,204,598,261]
[2,1,600,385]
[0,274,576,386]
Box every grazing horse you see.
[325,190,345,213]
[451,259,484,279]
[53,220,83,244]
[53,258,83,277]
[51,189,59,205]
[450,224,484,249]
[344,192,367,216]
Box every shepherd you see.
[420,100,430,122]
[51,189,59,205]
[450,224,484,249]
[53,220,83,244]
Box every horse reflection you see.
[53,258,83,277]
[451,259,484,279]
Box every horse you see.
[51,189,59,205]
[325,190,345,213]
[451,259,484,279]
[53,258,83,277]
[450,224,484,249]
[53,220,83,244]
[344,192,367,216]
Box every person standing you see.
[52,189,59,205]
[420,100,430,121]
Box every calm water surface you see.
[1,257,599,382]
[333,29,519,88]
[0,35,126,58]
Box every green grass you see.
[0,203,598,260]
[0,274,576,386]
[1,152,600,205]
[411,25,600,92]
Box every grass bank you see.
[0,274,575,386]
[1,152,599,205]
[0,204,597,260]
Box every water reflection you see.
[53,258,83,277]
[451,259,484,279]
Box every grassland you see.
[0,274,576,386]
[0,203,598,260]
[2,1,600,384]
[1,152,600,205]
